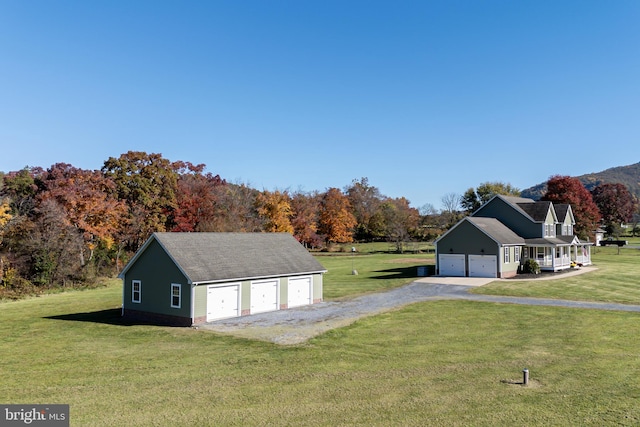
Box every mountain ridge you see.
[521,162,640,200]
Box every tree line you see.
[1,151,637,297]
[0,151,432,294]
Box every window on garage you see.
[171,284,181,308]
[132,280,141,303]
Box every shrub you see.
[521,259,540,274]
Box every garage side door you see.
[207,284,240,322]
[468,255,497,278]
[288,276,312,308]
[438,254,465,277]
[251,279,279,314]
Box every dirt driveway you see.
[198,267,640,345]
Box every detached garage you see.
[435,217,524,279]
[119,232,327,326]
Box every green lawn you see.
[473,246,640,304]
[2,246,640,426]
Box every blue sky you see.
[1,1,639,210]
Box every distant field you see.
[1,246,640,426]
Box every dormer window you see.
[544,223,556,237]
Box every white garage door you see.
[206,284,240,322]
[251,279,279,314]
[469,255,497,278]
[288,276,312,308]
[438,254,465,277]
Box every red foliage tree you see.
[591,183,637,231]
[290,191,322,248]
[170,162,226,232]
[39,163,127,265]
[541,175,601,240]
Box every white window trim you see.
[171,283,181,309]
[504,247,510,263]
[132,280,141,303]
[514,247,520,263]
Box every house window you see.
[544,223,555,237]
[504,247,510,263]
[171,284,181,308]
[132,280,141,303]
[515,247,520,263]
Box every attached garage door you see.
[206,284,240,321]
[251,279,279,314]
[288,276,312,308]
[438,254,465,277]
[468,255,497,278]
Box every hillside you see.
[521,162,640,200]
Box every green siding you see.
[501,246,520,276]
[474,197,541,238]
[439,220,499,256]
[192,274,324,320]
[438,220,524,277]
[313,274,323,302]
[122,239,191,319]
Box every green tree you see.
[461,182,520,213]
[102,151,178,249]
[380,197,420,252]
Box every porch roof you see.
[524,237,573,247]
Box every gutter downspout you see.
[121,277,125,317]
[190,284,195,324]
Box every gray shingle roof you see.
[525,237,573,246]
[466,217,525,245]
[133,232,326,284]
[554,204,573,222]
[517,201,552,222]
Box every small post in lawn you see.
[351,246,358,275]
[523,368,529,386]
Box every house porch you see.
[525,244,592,272]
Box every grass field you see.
[1,246,640,426]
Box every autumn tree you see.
[2,167,43,216]
[541,175,601,240]
[590,183,637,237]
[461,182,520,213]
[255,190,294,233]
[38,163,127,267]
[318,187,357,244]
[345,177,385,240]
[200,182,262,232]
[102,151,179,249]
[380,197,420,252]
[290,190,322,248]
[170,162,227,232]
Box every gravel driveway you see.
[199,267,640,345]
